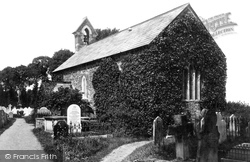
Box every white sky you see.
[0,0,249,104]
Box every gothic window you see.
[83,28,90,44]
[81,76,87,99]
[183,66,201,101]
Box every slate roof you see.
[54,3,190,72]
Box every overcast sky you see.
[0,0,249,104]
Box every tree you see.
[43,87,90,116]
[95,28,119,41]
[49,49,74,81]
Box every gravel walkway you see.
[101,140,152,162]
[0,118,53,162]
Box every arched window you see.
[82,76,87,99]
[83,28,90,44]
[183,66,201,101]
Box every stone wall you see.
[185,101,201,120]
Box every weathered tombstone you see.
[216,112,227,143]
[168,114,192,161]
[197,108,219,162]
[229,114,236,138]
[153,116,164,147]
[35,118,45,129]
[53,120,69,139]
[67,104,81,133]
[8,112,13,118]
[6,104,11,114]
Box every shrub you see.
[41,87,91,116]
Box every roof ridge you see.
[82,3,189,47]
[120,3,190,32]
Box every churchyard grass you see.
[33,127,140,162]
[0,118,16,136]
[122,140,176,162]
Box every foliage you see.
[49,49,74,82]
[95,28,119,41]
[0,49,74,107]
[223,101,250,118]
[41,87,91,116]
[122,142,176,162]
[92,9,227,137]
[92,58,121,123]
[33,127,137,162]
[0,118,16,136]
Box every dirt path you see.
[101,140,152,162]
[0,118,53,162]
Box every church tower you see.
[73,17,97,52]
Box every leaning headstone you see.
[153,116,164,147]
[67,104,81,133]
[216,112,227,143]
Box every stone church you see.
[53,3,226,118]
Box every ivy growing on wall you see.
[92,58,121,123]
[92,9,227,137]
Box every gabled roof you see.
[73,17,97,36]
[54,3,190,72]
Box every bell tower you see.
[73,17,97,52]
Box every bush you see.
[41,87,91,116]
[223,101,250,118]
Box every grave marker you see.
[153,116,164,147]
[67,104,81,133]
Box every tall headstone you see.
[229,114,236,138]
[216,112,227,143]
[153,116,164,147]
[197,109,219,162]
[67,104,81,133]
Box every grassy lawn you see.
[0,118,16,136]
[33,127,142,162]
[122,141,176,162]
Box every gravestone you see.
[229,114,236,138]
[67,104,81,133]
[197,109,219,162]
[53,120,69,139]
[8,112,13,118]
[6,104,11,114]
[216,112,227,143]
[153,116,164,147]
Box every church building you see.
[53,3,226,118]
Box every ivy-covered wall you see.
[60,7,226,136]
